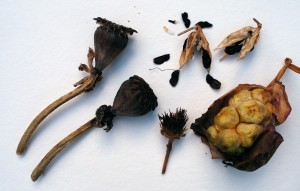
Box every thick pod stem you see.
[16,75,100,155]
[31,118,96,181]
[162,139,173,174]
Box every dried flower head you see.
[96,75,158,131]
[30,75,158,181]
[159,108,188,174]
[215,18,262,61]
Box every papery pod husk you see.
[198,26,212,60]
[179,31,198,69]
[191,77,292,171]
[215,26,256,50]
[238,28,260,60]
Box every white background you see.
[1,0,300,190]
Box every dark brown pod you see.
[93,17,137,72]
[95,75,158,131]
[191,58,299,171]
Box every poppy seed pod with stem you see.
[30,75,158,181]
[159,108,188,174]
[17,17,137,155]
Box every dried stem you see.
[16,75,100,155]
[162,139,173,174]
[274,58,293,82]
[17,48,99,155]
[177,26,197,36]
[253,18,262,28]
[31,118,96,181]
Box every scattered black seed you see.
[206,74,221,89]
[182,38,188,50]
[168,20,176,24]
[181,12,191,28]
[196,21,213,28]
[153,54,170,65]
[170,70,180,87]
[202,48,211,69]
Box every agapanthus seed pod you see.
[215,18,262,61]
[17,18,137,155]
[30,75,158,181]
[174,22,221,89]
[191,58,300,171]
[159,108,188,174]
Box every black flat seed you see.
[206,74,221,89]
[181,12,191,28]
[153,54,170,65]
[182,38,188,50]
[196,21,213,28]
[202,48,211,69]
[170,70,180,87]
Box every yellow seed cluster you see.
[207,88,274,155]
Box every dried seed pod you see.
[159,108,188,174]
[31,75,158,181]
[17,17,137,155]
[215,18,262,61]
[176,22,220,89]
[191,58,300,171]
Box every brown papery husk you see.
[191,76,292,171]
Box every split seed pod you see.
[17,17,137,155]
[31,75,158,181]
[191,58,300,171]
[172,22,221,89]
[159,108,188,174]
[215,18,262,61]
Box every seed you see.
[202,48,211,69]
[168,20,177,24]
[153,54,170,65]
[196,21,213,28]
[206,74,221,89]
[181,12,191,28]
[169,70,180,87]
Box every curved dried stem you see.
[274,58,293,82]
[253,18,262,28]
[162,139,173,174]
[31,118,96,181]
[16,74,100,155]
[177,26,197,36]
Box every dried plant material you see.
[191,58,300,171]
[31,75,158,181]
[175,22,220,89]
[168,20,177,24]
[153,54,170,65]
[181,12,191,28]
[169,70,180,87]
[215,18,262,61]
[159,108,188,174]
[206,74,221,89]
[163,26,175,35]
[16,18,137,155]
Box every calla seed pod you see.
[191,58,300,171]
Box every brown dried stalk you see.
[31,119,96,181]
[17,49,99,155]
